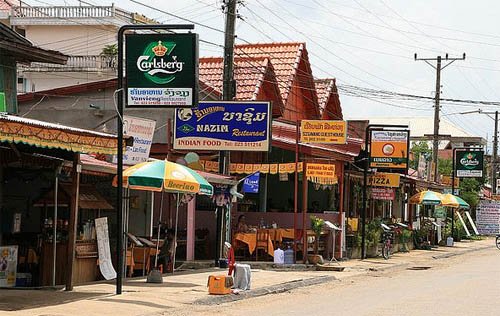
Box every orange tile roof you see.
[235,42,320,120]
[199,56,284,116]
[315,78,343,120]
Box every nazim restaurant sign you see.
[300,120,347,144]
[174,101,271,151]
[125,33,198,108]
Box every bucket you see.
[446,237,454,247]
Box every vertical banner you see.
[95,217,117,280]
[455,148,484,178]
[0,246,17,287]
[369,130,409,171]
[243,172,260,193]
[122,115,156,165]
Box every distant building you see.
[0,1,155,92]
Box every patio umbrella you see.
[409,190,444,205]
[115,159,213,279]
[441,194,470,209]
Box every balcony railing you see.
[19,55,118,72]
[11,5,133,24]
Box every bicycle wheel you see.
[496,237,500,250]
[382,241,390,260]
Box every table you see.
[234,232,274,257]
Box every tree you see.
[100,44,118,56]
[410,141,431,170]
[438,158,452,176]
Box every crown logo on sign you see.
[152,41,167,57]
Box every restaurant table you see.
[234,232,274,257]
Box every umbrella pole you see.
[172,192,180,274]
[154,191,164,268]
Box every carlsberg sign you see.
[455,149,484,178]
[126,33,198,108]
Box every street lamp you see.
[459,109,498,193]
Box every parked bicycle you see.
[381,223,394,260]
[496,234,500,250]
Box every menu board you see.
[0,246,18,287]
[476,200,500,235]
[95,217,117,280]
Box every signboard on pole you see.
[455,148,484,178]
[369,130,409,171]
[123,115,156,165]
[368,173,400,188]
[125,33,198,108]
[300,120,347,144]
[243,172,260,193]
[371,187,395,200]
[0,245,17,287]
[173,101,271,151]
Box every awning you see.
[272,120,363,161]
[196,170,238,186]
[34,184,113,210]
[0,114,127,155]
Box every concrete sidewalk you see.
[0,238,493,316]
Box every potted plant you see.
[308,216,325,264]
[399,229,412,252]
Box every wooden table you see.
[234,232,274,256]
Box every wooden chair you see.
[132,246,151,276]
[255,230,270,261]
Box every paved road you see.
[182,246,500,316]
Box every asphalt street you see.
[183,246,500,316]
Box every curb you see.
[193,275,337,306]
[431,245,491,259]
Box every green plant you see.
[310,216,325,255]
[399,229,412,252]
[100,44,118,56]
[366,218,382,247]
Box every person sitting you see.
[158,230,177,272]
[236,215,250,233]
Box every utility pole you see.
[215,0,237,265]
[415,53,466,182]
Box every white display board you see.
[0,246,18,287]
[95,217,117,280]
[476,200,500,235]
[123,115,156,165]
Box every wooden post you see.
[65,153,80,291]
[337,163,344,258]
[302,162,308,263]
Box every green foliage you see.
[310,216,324,237]
[366,218,382,247]
[438,158,452,176]
[100,44,118,56]
[399,229,412,244]
[444,216,466,240]
[410,141,431,170]
[459,178,481,209]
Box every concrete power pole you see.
[415,53,466,182]
[215,0,237,265]
[494,111,498,194]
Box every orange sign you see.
[369,130,409,169]
[300,120,347,144]
[305,163,337,185]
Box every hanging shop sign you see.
[305,163,337,185]
[368,172,400,188]
[455,148,484,178]
[125,33,198,108]
[95,217,117,280]
[369,130,409,171]
[243,172,260,193]
[174,101,271,151]
[202,160,303,174]
[122,115,156,165]
[300,120,347,144]
[371,187,395,200]
[0,245,17,287]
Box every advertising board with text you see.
[368,173,400,188]
[300,120,347,144]
[123,115,156,165]
[455,148,484,178]
[173,101,271,151]
[371,187,395,200]
[125,33,198,108]
[305,163,337,185]
[369,130,409,171]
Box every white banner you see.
[476,200,500,235]
[0,246,18,287]
[123,115,156,165]
[95,217,117,280]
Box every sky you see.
[26,0,500,151]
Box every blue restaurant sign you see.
[173,101,271,151]
[243,172,260,193]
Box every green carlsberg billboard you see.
[455,148,484,178]
[125,33,198,108]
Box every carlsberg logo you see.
[136,41,185,84]
[460,152,479,170]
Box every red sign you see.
[371,188,395,200]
